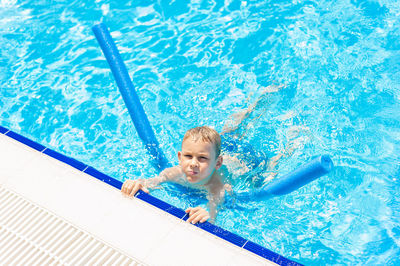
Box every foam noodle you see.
[92,23,170,171]
[234,155,334,201]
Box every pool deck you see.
[0,126,299,265]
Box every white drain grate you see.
[0,185,144,265]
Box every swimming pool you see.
[1,0,399,264]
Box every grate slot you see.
[74,241,104,265]
[86,245,110,264]
[92,246,115,265]
[3,241,30,265]
[0,185,142,265]
[0,195,27,222]
[103,250,121,265]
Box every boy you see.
[121,126,231,224]
[121,85,305,223]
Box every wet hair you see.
[182,126,221,158]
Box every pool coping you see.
[0,125,301,266]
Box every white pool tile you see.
[0,134,39,182]
[144,219,267,266]
[1,150,74,203]
[227,247,276,266]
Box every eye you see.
[199,156,208,161]
[184,154,192,159]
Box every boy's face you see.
[178,138,222,185]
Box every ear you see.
[178,151,182,163]
[215,156,223,170]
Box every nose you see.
[190,157,199,168]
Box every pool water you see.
[1,0,400,264]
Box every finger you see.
[189,207,200,214]
[190,215,200,224]
[189,211,204,224]
[121,183,129,195]
[200,215,210,223]
[185,208,192,219]
[123,183,132,195]
[186,209,198,223]
[129,183,141,198]
[122,180,133,194]
[187,212,199,224]
[186,209,193,221]
[191,212,205,224]
[142,186,150,194]
[121,181,127,194]
[185,207,196,215]
[189,208,196,216]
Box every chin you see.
[186,176,198,183]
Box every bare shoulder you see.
[161,166,184,181]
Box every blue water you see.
[1,0,400,264]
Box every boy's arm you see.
[185,196,221,224]
[186,184,230,224]
[121,166,182,197]
[207,185,230,222]
[208,200,218,223]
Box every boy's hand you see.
[121,179,149,197]
[185,207,210,224]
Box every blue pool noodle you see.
[234,155,334,201]
[92,23,170,171]
[92,23,333,201]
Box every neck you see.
[204,169,223,188]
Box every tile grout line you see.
[181,213,189,221]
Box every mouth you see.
[187,170,199,176]
[186,170,200,182]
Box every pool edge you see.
[0,125,302,266]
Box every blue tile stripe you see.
[0,125,8,134]
[0,125,302,266]
[136,190,188,219]
[5,130,47,152]
[84,166,123,190]
[42,148,88,171]
[244,241,299,265]
[196,221,248,247]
